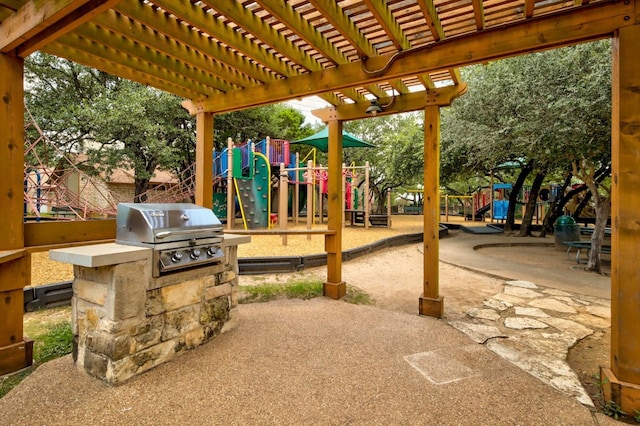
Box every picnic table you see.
[563,241,612,264]
[579,227,612,237]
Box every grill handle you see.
[155,228,222,240]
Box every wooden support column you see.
[324,120,346,299]
[601,23,640,414]
[195,112,214,209]
[306,160,313,240]
[226,138,234,230]
[0,52,33,375]
[419,105,444,318]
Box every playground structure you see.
[22,112,387,233]
[23,108,123,220]
[23,107,202,221]
[213,137,385,238]
[471,184,512,222]
[471,183,562,223]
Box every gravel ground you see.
[3,299,596,425]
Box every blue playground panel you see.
[493,199,508,220]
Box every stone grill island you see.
[49,234,249,385]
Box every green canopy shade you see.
[291,127,376,152]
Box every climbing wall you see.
[235,153,270,229]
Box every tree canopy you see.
[25,53,314,201]
[343,113,425,212]
[440,40,611,236]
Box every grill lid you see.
[116,203,223,244]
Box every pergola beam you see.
[43,43,205,100]
[416,0,445,41]
[152,0,297,79]
[92,10,254,90]
[0,0,89,52]
[184,0,629,114]
[312,84,468,122]
[53,34,219,97]
[115,1,270,85]
[15,0,123,57]
[71,23,233,93]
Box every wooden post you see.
[489,171,494,223]
[364,161,370,229]
[324,121,346,299]
[307,160,313,240]
[195,112,213,209]
[419,105,444,318]
[0,52,33,375]
[226,138,234,230]
[601,23,640,415]
[463,197,468,220]
[445,194,449,222]
[279,163,288,246]
[294,152,300,225]
[386,188,392,227]
[341,162,346,228]
[318,164,324,225]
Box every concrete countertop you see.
[49,243,151,267]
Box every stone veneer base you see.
[50,235,249,385]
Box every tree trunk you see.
[585,192,611,273]
[504,162,533,234]
[518,171,546,237]
[539,173,574,237]
[134,177,150,203]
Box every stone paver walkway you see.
[450,279,610,406]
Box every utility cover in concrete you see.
[504,317,549,330]
[505,280,538,289]
[404,350,479,385]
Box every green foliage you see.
[0,370,31,399]
[214,104,315,148]
[239,280,323,303]
[34,321,74,364]
[0,320,73,399]
[440,40,612,188]
[602,400,626,420]
[341,287,375,305]
[238,280,374,306]
[25,53,313,201]
[344,113,425,212]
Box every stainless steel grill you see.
[116,203,224,277]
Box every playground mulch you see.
[29,215,427,287]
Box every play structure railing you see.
[254,138,290,166]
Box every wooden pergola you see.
[1,0,638,411]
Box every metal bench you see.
[563,241,611,264]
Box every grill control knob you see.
[206,247,217,257]
[190,249,201,259]
[171,252,183,263]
